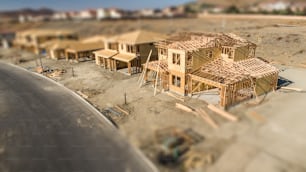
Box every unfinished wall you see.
[117,43,157,64]
[255,73,278,95]
[168,70,186,95]
[139,43,158,63]
[234,46,253,61]
[167,48,186,73]
[158,48,168,61]
[191,47,221,71]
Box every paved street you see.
[0,62,155,172]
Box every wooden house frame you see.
[93,30,165,75]
[65,42,104,62]
[13,29,78,54]
[39,40,79,59]
[142,32,279,108]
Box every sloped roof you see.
[40,40,79,50]
[93,49,118,58]
[66,42,104,52]
[114,30,166,44]
[18,29,76,37]
[81,35,107,43]
[112,53,136,62]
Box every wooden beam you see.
[113,60,117,71]
[154,59,160,96]
[192,82,202,92]
[114,105,129,115]
[175,103,194,113]
[197,108,219,129]
[281,86,303,92]
[128,62,131,74]
[207,104,238,122]
[138,50,152,87]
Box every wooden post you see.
[128,62,131,74]
[189,79,193,96]
[154,59,161,96]
[65,51,69,61]
[75,52,79,62]
[102,57,105,68]
[113,60,117,71]
[138,50,152,86]
[107,59,111,70]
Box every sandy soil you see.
[1,16,306,172]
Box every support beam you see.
[75,52,79,62]
[128,62,131,74]
[113,60,117,71]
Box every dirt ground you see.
[1,16,306,172]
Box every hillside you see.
[0,8,54,18]
[196,0,305,7]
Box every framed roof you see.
[93,49,118,58]
[190,57,279,86]
[156,32,256,52]
[112,53,136,62]
[145,60,168,73]
[113,30,166,45]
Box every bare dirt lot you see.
[1,16,306,172]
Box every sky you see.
[0,0,194,11]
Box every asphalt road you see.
[0,63,155,172]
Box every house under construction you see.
[141,32,279,108]
[93,30,165,75]
[13,29,78,54]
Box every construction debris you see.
[36,66,44,73]
[114,105,129,115]
[47,69,66,78]
[101,106,127,124]
[175,103,194,113]
[175,103,220,129]
[197,108,219,129]
[155,127,204,165]
[207,104,238,122]
[183,150,214,171]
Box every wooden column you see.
[107,59,111,70]
[128,62,131,74]
[113,60,117,71]
[188,78,193,95]
[103,58,106,68]
[95,55,100,65]
[220,86,226,107]
[65,51,69,61]
[75,52,79,62]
